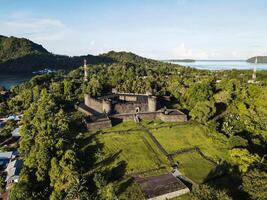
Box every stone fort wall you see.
[86,118,112,130]
[114,103,148,114]
[158,113,187,122]
[84,94,103,113]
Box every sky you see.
[0,0,267,60]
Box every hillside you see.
[0,35,49,62]
[101,51,156,64]
[247,56,267,63]
[0,35,114,72]
[0,36,182,73]
[101,51,184,70]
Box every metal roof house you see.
[5,159,23,189]
[0,152,15,168]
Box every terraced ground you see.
[173,152,216,184]
[96,130,170,175]
[151,123,229,161]
[89,120,230,199]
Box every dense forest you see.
[0,35,113,72]
[0,50,267,200]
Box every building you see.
[135,173,190,200]
[5,159,23,189]
[0,151,17,169]
[78,61,187,130]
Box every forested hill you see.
[101,51,184,69]
[247,56,267,63]
[0,35,49,61]
[0,35,183,73]
[0,35,112,73]
[101,51,156,65]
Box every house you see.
[11,127,21,138]
[0,120,5,128]
[0,127,21,147]
[0,152,16,169]
[5,159,23,189]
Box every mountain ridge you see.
[0,35,182,72]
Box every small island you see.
[247,56,267,63]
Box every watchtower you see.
[84,59,88,82]
[252,57,257,81]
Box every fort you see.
[78,60,187,130]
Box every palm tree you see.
[65,177,91,200]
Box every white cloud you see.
[0,13,98,56]
[90,40,95,46]
[171,43,209,59]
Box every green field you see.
[96,130,170,175]
[151,123,229,161]
[92,121,230,199]
[173,152,216,184]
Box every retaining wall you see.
[148,188,190,200]
[158,113,187,122]
[86,118,112,130]
[84,95,103,113]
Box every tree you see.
[184,79,214,109]
[190,101,216,123]
[93,173,116,200]
[0,176,6,193]
[229,149,260,173]
[65,177,91,200]
[222,113,242,136]
[242,169,267,200]
[190,185,232,200]
[229,136,248,148]
[214,90,232,104]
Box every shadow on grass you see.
[203,161,249,200]
[116,177,134,195]
[110,117,123,126]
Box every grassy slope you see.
[92,121,230,199]
[96,129,170,175]
[151,123,229,161]
[173,152,216,184]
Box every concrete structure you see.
[248,57,258,84]
[135,173,190,200]
[0,151,17,167]
[78,62,187,130]
[84,59,88,82]
[78,92,187,130]
[252,57,257,81]
[5,159,23,189]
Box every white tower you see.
[84,59,88,82]
[252,57,257,81]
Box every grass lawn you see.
[171,194,191,200]
[151,123,229,161]
[101,120,140,132]
[96,130,170,175]
[173,152,216,184]
[142,119,187,129]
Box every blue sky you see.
[0,0,267,59]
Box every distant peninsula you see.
[247,56,267,63]
[164,59,195,63]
